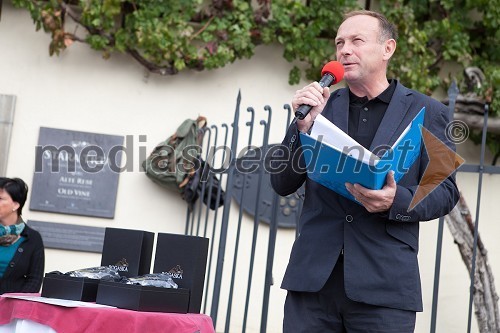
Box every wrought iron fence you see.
[430,82,500,333]
[184,91,300,332]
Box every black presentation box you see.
[100,227,154,278]
[96,280,190,313]
[153,233,209,313]
[41,273,99,302]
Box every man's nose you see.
[340,43,352,56]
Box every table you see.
[0,318,56,333]
[0,294,215,333]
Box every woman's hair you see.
[0,177,29,216]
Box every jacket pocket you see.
[385,222,419,251]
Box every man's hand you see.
[292,82,330,133]
[345,171,397,213]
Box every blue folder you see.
[299,107,425,202]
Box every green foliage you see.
[10,0,500,155]
[12,0,358,77]
[380,0,500,158]
[261,0,358,84]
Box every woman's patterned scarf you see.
[0,222,25,246]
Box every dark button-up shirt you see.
[348,79,396,150]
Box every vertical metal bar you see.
[189,204,196,235]
[225,107,255,332]
[184,207,191,235]
[202,126,219,239]
[187,128,210,236]
[194,177,205,236]
[201,177,214,235]
[195,128,212,236]
[260,106,277,333]
[242,108,272,333]
[284,104,292,131]
[203,124,229,314]
[430,80,459,332]
[261,186,279,333]
[210,91,241,327]
[430,216,445,333]
[467,104,489,333]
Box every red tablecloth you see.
[0,294,215,333]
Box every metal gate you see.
[184,91,300,332]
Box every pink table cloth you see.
[0,294,215,333]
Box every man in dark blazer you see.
[270,10,460,333]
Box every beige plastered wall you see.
[1,3,498,332]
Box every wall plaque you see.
[28,220,105,253]
[29,127,124,218]
[232,144,304,229]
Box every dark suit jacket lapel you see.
[370,82,413,157]
[324,82,414,157]
[326,88,349,133]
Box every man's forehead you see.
[336,15,380,39]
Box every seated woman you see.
[0,177,45,293]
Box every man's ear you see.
[383,39,396,61]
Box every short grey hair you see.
[342,10,398,43]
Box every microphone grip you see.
[295,104,312,120]
[294,73,335,120]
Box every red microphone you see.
[295,61,344,120]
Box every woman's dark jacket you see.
[0,224,45,294]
